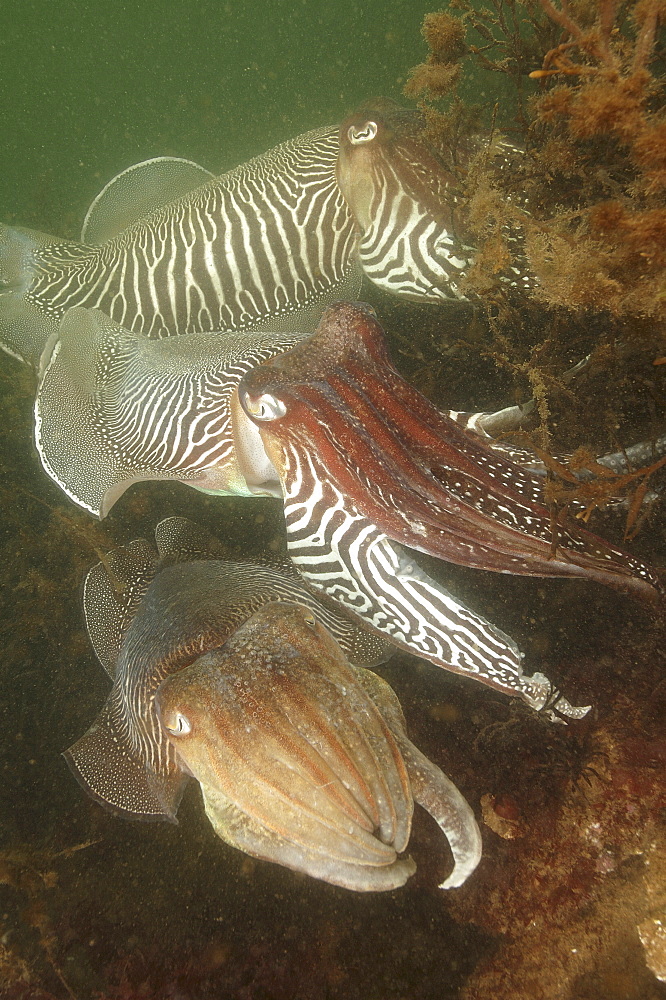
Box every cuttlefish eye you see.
[240,390,287,422]
[348,121,378,145]
[161,711,192,737]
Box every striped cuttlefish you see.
[0,100,529,367]
[1,104,662,875]
[35,301,663,725]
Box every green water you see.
[1,0,445,233]
[1,3,665,1000]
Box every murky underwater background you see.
[0,2,665,998]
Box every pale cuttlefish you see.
[36,303,663,723]
[0,100,526,367]
[68,515,482,892]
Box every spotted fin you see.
[81,156,215,245]
[35,307,155,517]
[64,697,187,820]
[84,538,158,679]
[154,516,226,565]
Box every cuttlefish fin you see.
[0,223,64,366]
[64,697,187,821]
[154,515,226,565]
[35,307,144,517]
[84,538,159,678]
[81,156,214,244]
[36,308,214,518]
[359,668,482,889]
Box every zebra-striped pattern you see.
[336,110,478,301]
[71,519,389,819]
[35,309,305,516]
[91,339,291,478]
[353,153,473,301]
[337,109,538,300]
[29,126,358,338]
[279,443,588,718]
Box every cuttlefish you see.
[36,303,662,719]
[68,515,482,892]
[0,100,523,367]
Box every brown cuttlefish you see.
[66,516,481,892]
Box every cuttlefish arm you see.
[238,302,662,604]
[273,488,586,717]
[357,667,482,889]
[446,346,666,480]
[446,340,666,478]
[156,601,481,891]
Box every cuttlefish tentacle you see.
[358,668,483,889]
[447,393,666,481]
[239,302,662,604]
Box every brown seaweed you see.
[405,1,666,325]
